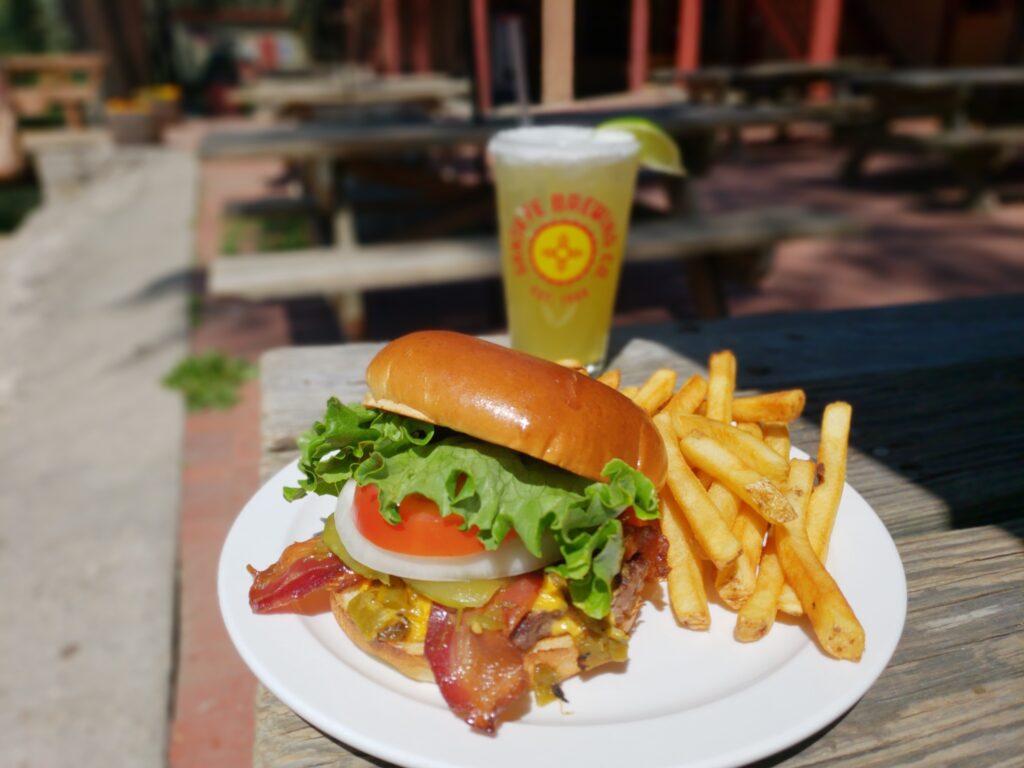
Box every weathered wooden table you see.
[652,59,884,104]
[202,101,867,336]
[842,67,1024,207]
[850,67,1024,128]
[252,295,1023,767]
[230,73,470,120]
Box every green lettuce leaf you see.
[284,398,434,501]
[284,401,659,619]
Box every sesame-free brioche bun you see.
[363,331,667,488]
[330,589,434,682]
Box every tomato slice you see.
[353,484,486,556]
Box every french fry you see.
[676,431,797,524]
[555,357,584,369]
[620,385,639,399]
[706,350,736,423]
[778,403,852,616]
[596,368,621,389]
[654,415,742,569]
[762,422,791,459]
[776,460,864,661]
[777,528,864,660]
[673,413,789,482]
[716,505,767,608]
[806,402,852,561]
[660,491,711,630]
[776,466,812,626]
[734,530,785,642]
[633,368,677,415]
[731,389,807,423]
[701,352,742,548]
[736,422,763,440]
[784,458,817,517]
[775,458,817,618]
[777,584,803,616]
[662,374,707,420]
[707,481,740,528]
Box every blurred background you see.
[1,2,1022,767]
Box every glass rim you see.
[488,125,639,164]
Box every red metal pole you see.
[471,0,492,114]
[675,0,702,72]
[808,0,843,63]
[410,0,432,73]
[379,0,401,74]
[629,0,650,90]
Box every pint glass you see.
[489,127,640,372]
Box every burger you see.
[247,331,668,732]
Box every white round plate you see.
[219,451,906,768]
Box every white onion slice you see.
[334,480,561,581]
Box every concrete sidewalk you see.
[0,149,195,767]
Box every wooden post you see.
[807,0,842,100]
[410,0,432,73]
[675,0,702,72]
[470,0,492,114]
[542,0,574,104]
[808,0,843,63]
[379,0,401,74]
[629,0,650,91]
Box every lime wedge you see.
[596,117,686,176]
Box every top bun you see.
[364,331,667,487]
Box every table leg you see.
[947,147,1001,211]
[840,122,880,184]
[330,162,366,340]
[302,157,367,340]
[63,101,83,129]
[685,256,729,319]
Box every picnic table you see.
[1,53,104,128]
[652,59,884,104]
[201,101,867,335]
[250,294,1023,767]
[842,67,1024,207]
[230,72,470,120]
[201,100,871,164]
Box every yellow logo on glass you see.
[528,220,596,285]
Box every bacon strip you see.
[424,573,542,732]
[248,537,363,615]
[611,522,667,632]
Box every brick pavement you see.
[168,119,294,768]
[169,300,291,768]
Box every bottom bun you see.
[328,586,585,690]
[330,588,435,682]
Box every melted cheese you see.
[550,615,584,637]
[531,575,584,636]
[405,593,433,643]
[533,575,568,613]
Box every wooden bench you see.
[230,73,470,120]
[842,125,1024,209]
[652,59,885,104]
[841,68,1024,208]
[208,206,859,338]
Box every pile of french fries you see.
[561,353,865,661]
